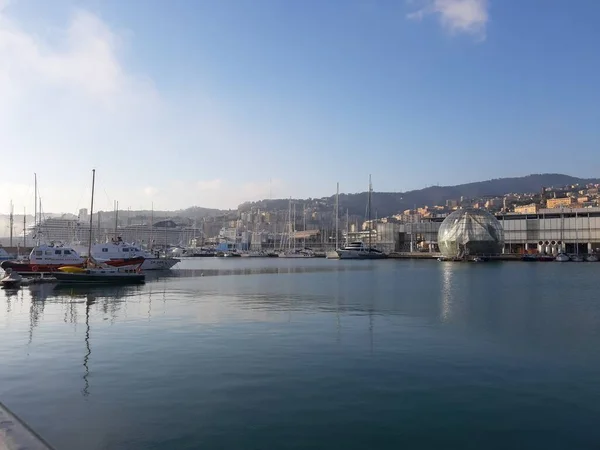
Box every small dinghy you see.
[1,268,23,288]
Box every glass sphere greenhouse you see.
[437,208,504,258]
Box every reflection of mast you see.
[82,296,94,397]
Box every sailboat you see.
[326,182,340,259]
[54,170,146,284]
[337,175,387,260]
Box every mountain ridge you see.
[240,173,600,218]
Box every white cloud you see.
[0,6,289,213]
[408,0,489,40]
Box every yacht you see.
[586,254,599,262]
[78,237,179,270]
[555,253,570,262]
[337,175,387,260]
[337,241,387,260]
[570,254,584,262]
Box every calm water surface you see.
[1,258,600,449]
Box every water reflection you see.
[82,296,94,397]
[440,262,454,322]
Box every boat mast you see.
[335,183,339,250]
[23,207,26,248]
[34,173,37,242]
[303,203,306,249]
[368,174,372,249]
[150,202,154,250]
[87,169,96,263]
[346,209,349,246]
[9,200,13,247]
[114,200,119,239]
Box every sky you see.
[0,0,599,214]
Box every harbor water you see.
[1,258,600,449]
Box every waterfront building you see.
[437,209,504,258]
[397,206,600,255]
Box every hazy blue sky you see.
[1,0,598,213]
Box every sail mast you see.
[335,183,339,250]
[87,170,96,262]
[368,175,372,249]
[34,173,37,239]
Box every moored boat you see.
[337,241,387,260]
[54,170,146,285]
[1,268,22,288]
[75,237,177,270]
[555,253,570,262]
[54,265,145,284]
[586,254,599,262]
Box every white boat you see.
[586,254,599,262]
[555,253,570,262]
[55,170,146,285]
[77,237,179,270]
[278,249,315,258]
[325,250,340,259]
[337,241,387,260]
[240,251,266,257]
[1,243,84,274]
[338,175,387,260]
[570,254,584,262]
[1,268,22,288]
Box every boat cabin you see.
[29,244,84,265]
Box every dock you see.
[0,402,55,450]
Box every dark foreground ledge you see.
[0,402,55,450]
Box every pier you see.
[0,402,55,450]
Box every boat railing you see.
[0,401,55,450]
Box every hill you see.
[241,174,600,218]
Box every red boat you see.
[0,243,144,275]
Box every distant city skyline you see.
[1,0,599,214]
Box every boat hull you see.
[53,272,145,284]
[1,256,145,275]
[0,261,82,274]
[338,250,387,260]
[140,258,179,270]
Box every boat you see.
[0,243,144,275]
[337,175,387,260]
[188,248,217,257]
[338,241,387,260]
[586,254,599,262]
[1,243,84,274]
[555,253,570,262]
[325,250,340,259]
[326,182,341,260]
[278,248,315,258]
[1,268,22,288]
[54,264,145,284]
[53,170,146,285]
[570,254,584,262]
[77,237,178,270]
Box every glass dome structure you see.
[437,208,504,258]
